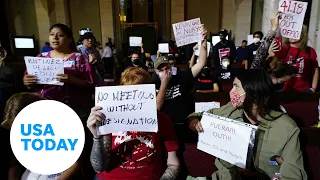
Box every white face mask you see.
[253,38,260,44]
[222,61,230,68]
[157,71,172,78]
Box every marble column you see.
[261,0,279,34]
[234,0,252,46]
[99,0,115,43]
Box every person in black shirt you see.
[194,66,219,93]
[153,24,208,123]
[245,31,264,68]
[211,29,236,69]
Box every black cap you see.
[219,29,228,36]
[79,29,96,42]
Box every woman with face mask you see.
[187,69,307,180]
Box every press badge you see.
[64,60,74,68]
[171,67,177,75]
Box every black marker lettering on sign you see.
[100,117,157,126]
[97,92,109,103]
[112,90,154,101]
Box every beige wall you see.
[251,0,263,33]
[186,0,220,34]
[234,0,252,46]
[69,0,102,43]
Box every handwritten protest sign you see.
[197,113,258,168]
[195,102,220,113]
[24,57,64,86]
[95,84,158,134]
[172,18,202,47]
[278,0,308,39]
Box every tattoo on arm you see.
[160,166,180,180]
[90,136,112,172]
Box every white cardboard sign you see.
[172,18,202,47]
[197,113,258,169]
[95,84,158,134]
[24,56,64,86]
[278,0,308,39]
[247,34,254,45]
[158,43,169,53]
[212,35,228,46]
[129,36,142,47]
[195,102,220,113]
[194,41,211,57]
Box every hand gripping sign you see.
[197,112,258,169]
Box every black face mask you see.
[201,68,211,76]
[133,59,140,65]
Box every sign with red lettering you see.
[278,0,308,39]
[172,18,202,47]
[197,113,258,169]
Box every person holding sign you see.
[153,24,208,123]
[23,24,96,111]
[272,25,319,92]
[87,67,180,180]
[187,70,307,179]
[190,44,219,93]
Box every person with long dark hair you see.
[23,23,96,113]
[187,70,307,179]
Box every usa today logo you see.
[10,100,85,175]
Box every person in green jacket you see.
[187,69,307,180]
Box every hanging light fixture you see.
[119,0,127,23]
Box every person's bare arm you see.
[160,151,180,180]
[191,25,208,77]
[189,53,196,68]
[58,161,80,180]
[189,44,199,68]
[156,70,171,110]
[90,136,112,173]
[311,68,319,92]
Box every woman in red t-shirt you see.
[87,67,180,180]
[274,25,319,92]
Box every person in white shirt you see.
[102,42,114,76]
[102,42,113,58]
